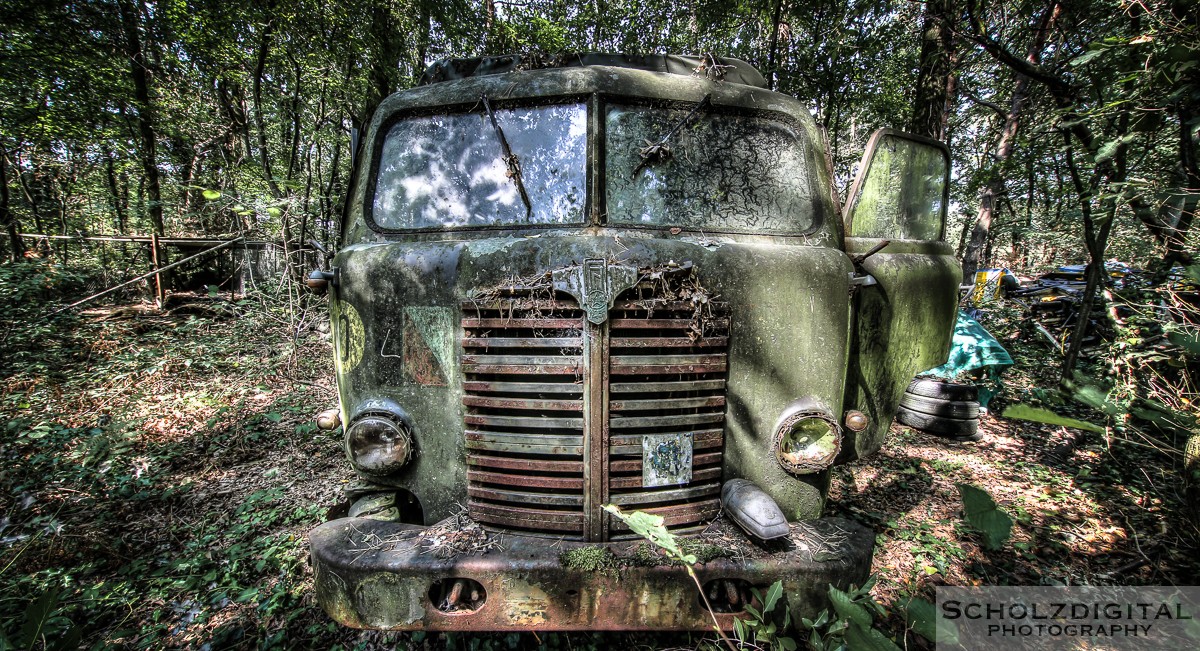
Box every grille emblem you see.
[552,258,638,324]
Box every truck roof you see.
[419,53,768,89]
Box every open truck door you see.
[842,129,961,460]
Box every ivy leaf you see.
[899,596,938,642]
[957,484,1014,550]
[764,580,784,614]
[1002,403,1105,434]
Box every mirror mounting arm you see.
[851,239,891,266]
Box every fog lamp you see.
[773,402,842,474]
[346,414,413,476]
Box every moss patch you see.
[680,540,733,564]
[559,547,620,577]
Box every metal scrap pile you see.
[975,263,1144,350]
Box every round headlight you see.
[773,405,842,474]
[346,415,413,476]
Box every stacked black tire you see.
[896,378,982,441]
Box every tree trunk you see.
[104,150,129,234]
[960,3,1059,281]
[117,0,164,238]
[910,0,955,141]
[1060,132,1117,381]
[0,146,22,261]
[765,0,785,91]
[252,19,282,199]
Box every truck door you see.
[842,129,961,460]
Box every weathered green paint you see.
[314,54,959,631]
[331,236,855,524]
[841,238,959,461]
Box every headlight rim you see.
[344,408,414,477]
[771,400,843,475]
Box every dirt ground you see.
[1,296,1197,649]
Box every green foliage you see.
[734,581,798,651]
[0,259,87,375]
[897,596,938,643]
[800,579,900,651]
[603,505,696,565]
[0,588,82,651]
[957,484,1014,551]
[1001,404,1106,434]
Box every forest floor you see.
[1,290,1197,650]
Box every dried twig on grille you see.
[790,520,850,563]
[419,509,503,559]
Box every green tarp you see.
[923,310,1013,380]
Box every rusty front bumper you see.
[310,516,873,630]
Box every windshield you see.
[605,104,820,234]
[371,103,587,229]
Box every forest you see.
[1,0,1198,648]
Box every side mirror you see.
[844,129,950,242]
[307,269,338,293]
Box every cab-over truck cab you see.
[309,53,959,631]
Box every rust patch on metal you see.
[401,309,449,386]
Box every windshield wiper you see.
[481,94,533,217]
[632,94,712,179]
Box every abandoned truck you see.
[307,53,959,630]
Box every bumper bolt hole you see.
[702,578,754,614]
[429,578,486,614]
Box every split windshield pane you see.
[372,103,587,229]
[605,104,819,234]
